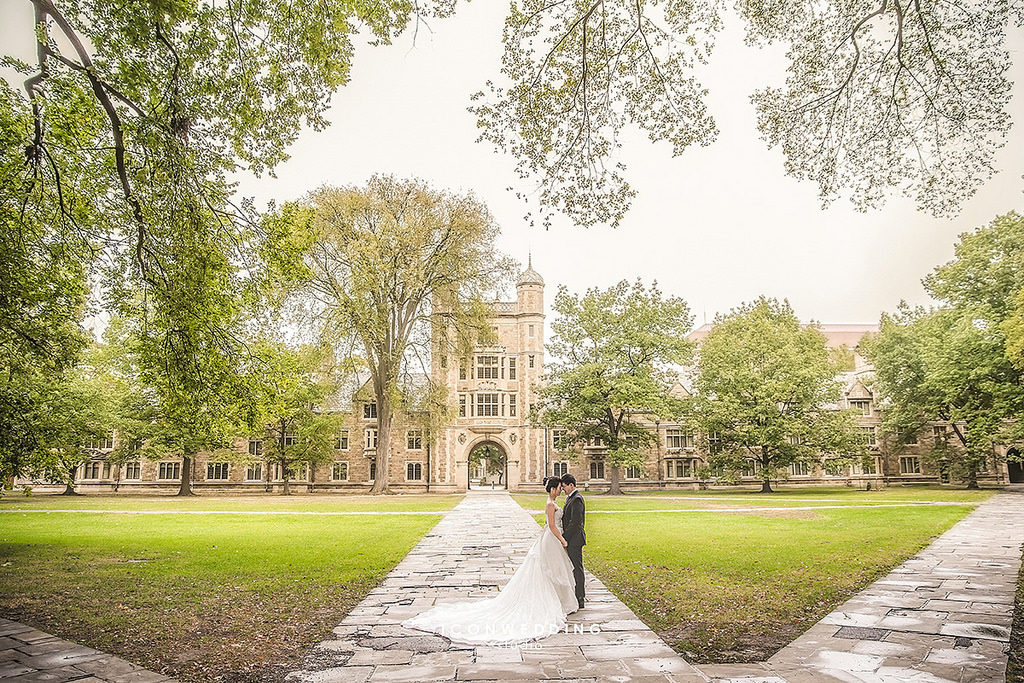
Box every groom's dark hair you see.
[560,473,577,487]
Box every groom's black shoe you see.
[577,599,585,609]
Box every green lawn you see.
[0,493,459,682]
[516,485,993,662]
[1,492,462,512]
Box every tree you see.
[251,341,343,495]
[865,212,1024,487]
[470,444,506,484]
[537,280,694,494]
[264,175,514,494]
[474,0,1020,227]
[692,297,863,493]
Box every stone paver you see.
[0,618,177,682]
[289,487,1024,683]
[285,490,710,682]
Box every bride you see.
[402,477,578,645]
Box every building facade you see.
[26,264,1016,494]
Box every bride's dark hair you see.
[543,476,561,493]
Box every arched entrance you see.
[468,441,508,490]
[1008,448,1024,483]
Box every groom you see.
[560,473,586,609]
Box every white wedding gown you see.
[402,504,578,645]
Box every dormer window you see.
[364,403,377,419]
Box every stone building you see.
[34,262,1015,494]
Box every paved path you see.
[0,618,176,682]
[286,488,1024,683]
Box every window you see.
[742,460,757,477]
[509,358,516,380]
[790,462,810,476]
[102,462,111,479]
[124,461,141,480]
[667,460,692,478]
[666,429,695,450]
[528,355,535,369]
[823,460,845,476]
[369,459,376,480]
[407,430,423,450]
[335,429,349,450]
[623,433,640,448]
[625,465,642,479]
[590,461,605,479]
[900,456,921,474]
[897,428,919,445]
[477,356,499,379]
[407,462,423,480]
[477,393,499,417]
[509,394,517,417]
[859,426,877,447]
[365,429,378,450]
[87,436,114,451]
[850,399,872,416]
[364,403,377,419]
[552,429,570,450]
[529,324,535,337]
[459,359,467,380]
[459,394,467,417]
[275,463,306,481]
[855,457,878,475]
[933,425,948,441]
[158,462,181,480]
[283,433,298,446]
[786,434,805,446]
[708,433,722,454]
[207,463,229,480]
[248,439,263,458]
[332,462,349,481]
[246,464,263,481]
[553,461,568,477]
[82,461,101,479]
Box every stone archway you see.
[468,440,509,490]
[1008,448,1024,483]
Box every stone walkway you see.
[3,487,1022,682]
[286,488,1024,683]
[0,618,176,682]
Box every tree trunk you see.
[282,465,291,495]
[62,466,80,495]
[177,456,195,496]
[370,393,393,494]
[607,464,622,494]
[760,479,774,493]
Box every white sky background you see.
[3,2,1023,329]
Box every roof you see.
[517,255,544,287]
[687,323,879,349]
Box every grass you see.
[515,485,994,662]
[0,493,459,682]
[1,492,461,512]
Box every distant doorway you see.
[1008,448,1024,483]
[469,442,508,490]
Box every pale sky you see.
[4,2,1023,328]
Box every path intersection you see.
[285,487,1024,683]
[2,487,1021,682]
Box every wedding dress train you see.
[402,505,578,645]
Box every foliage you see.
[263,175,515,493]
[250,341,344,495]
[470,444,506,482]
[475,0,1020,227]
[692,297,863,493]
[538,279,694,493]
[865,211,1024,487]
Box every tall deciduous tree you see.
[538,280,694,494]
[475,0,1019,226]
[865,212,1024,487]
[693,298,863,493]
[251,341,343,495]
[264,175,514,494]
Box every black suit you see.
[562,489,586,607]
